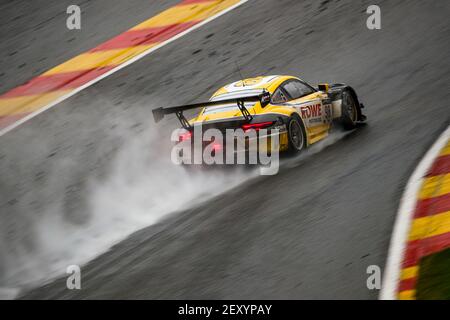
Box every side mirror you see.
[318,83,330,93]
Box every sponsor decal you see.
[323,103,332,123]
[300,103,322,118]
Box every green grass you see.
[416,248,450,300]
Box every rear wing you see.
[152,91,271,129]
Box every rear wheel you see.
[287,114,306,154]
[340,90,359,130]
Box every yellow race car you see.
[152,75,366,154]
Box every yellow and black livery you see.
[152,75,366,153]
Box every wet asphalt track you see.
[1,0,449,299]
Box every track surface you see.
[0,0,179,93]
[1,0,449,299]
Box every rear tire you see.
[340,90,359,130]
[287,114,306,154]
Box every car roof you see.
[211,75,295,99]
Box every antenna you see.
[235,61,245,87]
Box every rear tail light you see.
[179,131,192,141]
[242,121,274,132]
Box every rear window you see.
[202,102,256,115]
[210,89,263,101]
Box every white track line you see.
[0,0,249,137]
[380,125,450,300]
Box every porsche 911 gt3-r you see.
[153,75,366,156]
